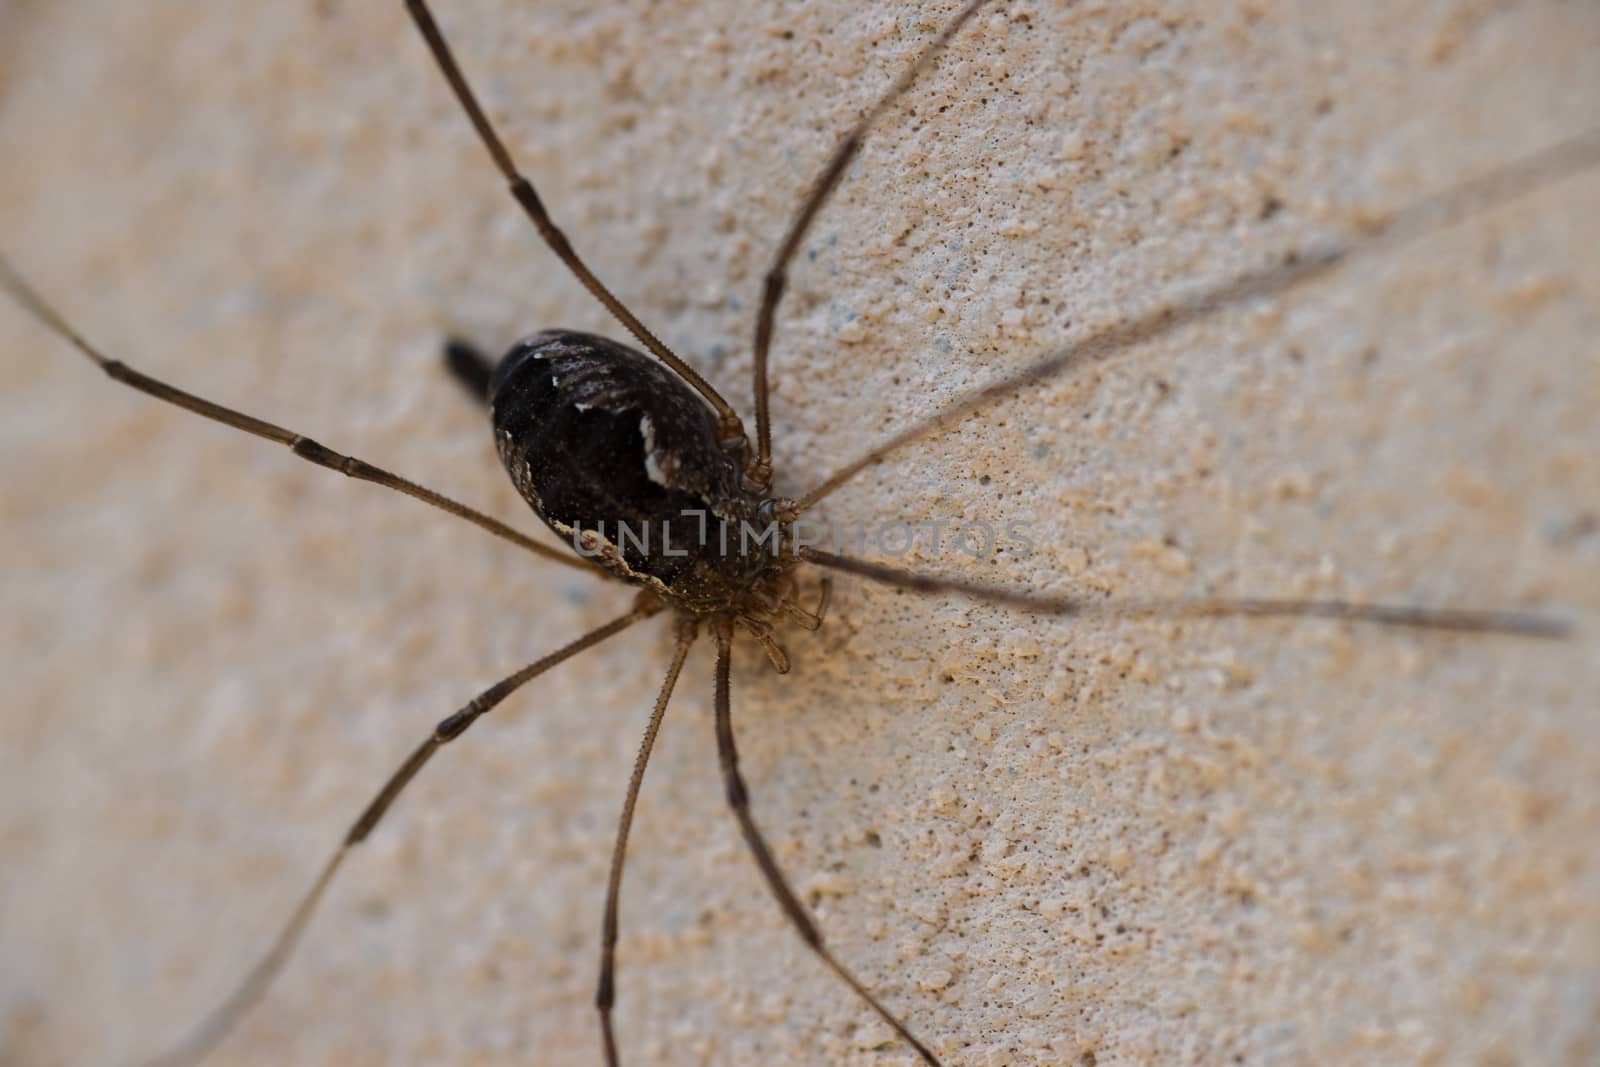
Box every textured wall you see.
[2,2,1597,1065]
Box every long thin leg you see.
[800,548,1572,640]
[748,0,992,485]
[141,601,659,1067]
[787,128,1600,515]
[0,253,595,575]
[596,617,697,1066]
[711,621,942,1066]
[403,0,746,445]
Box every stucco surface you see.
[2,2,1597,1065]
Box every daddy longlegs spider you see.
[3,2,1600,1067]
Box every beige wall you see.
[2,2,1597,1064]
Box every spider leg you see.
[747,0,993,485]
[139,601,658,1067]
[711,619,942,1066]
[596,617,698,1066]
[0,253,594,574]
[403,0,746,445]
[790,128,1600,515]
[802,548,1572,640]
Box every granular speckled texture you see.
[2,2,1598,1065]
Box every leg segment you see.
[788,129,1600,516]
[596,617,698,1066]
[748,0,993,484]
[710,620,941,1065]
[800,548,1570,639]
[140,602,658,1067]
[403,0,745,444]
[0,253,592,573]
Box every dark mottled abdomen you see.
[489,330,776,607]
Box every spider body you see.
[471,329,795,615]
[1,1,1594,1064]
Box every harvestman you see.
[3,0,1595,1063]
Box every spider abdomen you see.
[489,330,781,607]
